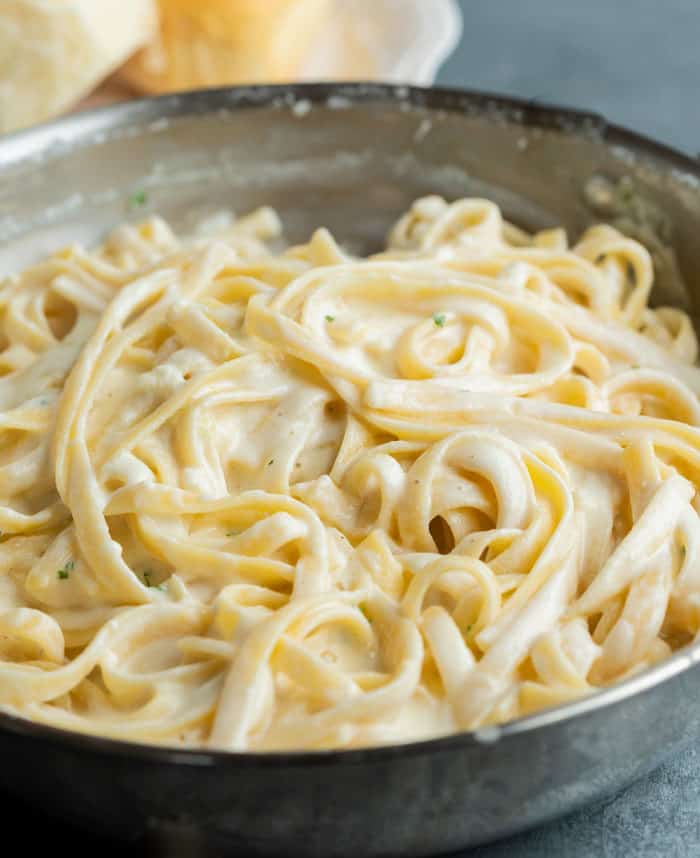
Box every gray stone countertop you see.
[439,0,699,156]
[437,2,698,854]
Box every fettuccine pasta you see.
[1,195,699,750]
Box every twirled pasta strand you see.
[0,197,699,750]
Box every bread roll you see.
[118,0,332,94]
[0,0,157,134]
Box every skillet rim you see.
[1,80,699,767]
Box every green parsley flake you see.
[226,530,240,538]
[142,570,165,591]
[57,559,74,580]
[128,189,148,208]
[432,313,446,327]
[325,315,335,323]
[267,459,274,466]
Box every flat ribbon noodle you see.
[1,197,699,750]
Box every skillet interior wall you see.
[1,86,700,326]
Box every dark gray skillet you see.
[1,83,700,857]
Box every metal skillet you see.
[1,83,700,857]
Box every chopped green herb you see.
[142,571,166,591]
[226,530,240,538]
[432,312,446,327]
[128,189,148,208]
[595,253,607,264]
[57,559,74,580]
[325,315,335,323]
[267,459,274,466]
[465,623,473,634]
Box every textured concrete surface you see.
[439,0,700,156]
[460,744,700,857]
[438,2,699,854]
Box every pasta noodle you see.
[1,195,699,751]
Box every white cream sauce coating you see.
[0,196,699,750]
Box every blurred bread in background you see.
[0,0,157,133]
[119,0,332,94]
[0,1,459,134]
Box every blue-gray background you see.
[438,1,699,855]
[439,0,699,157]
